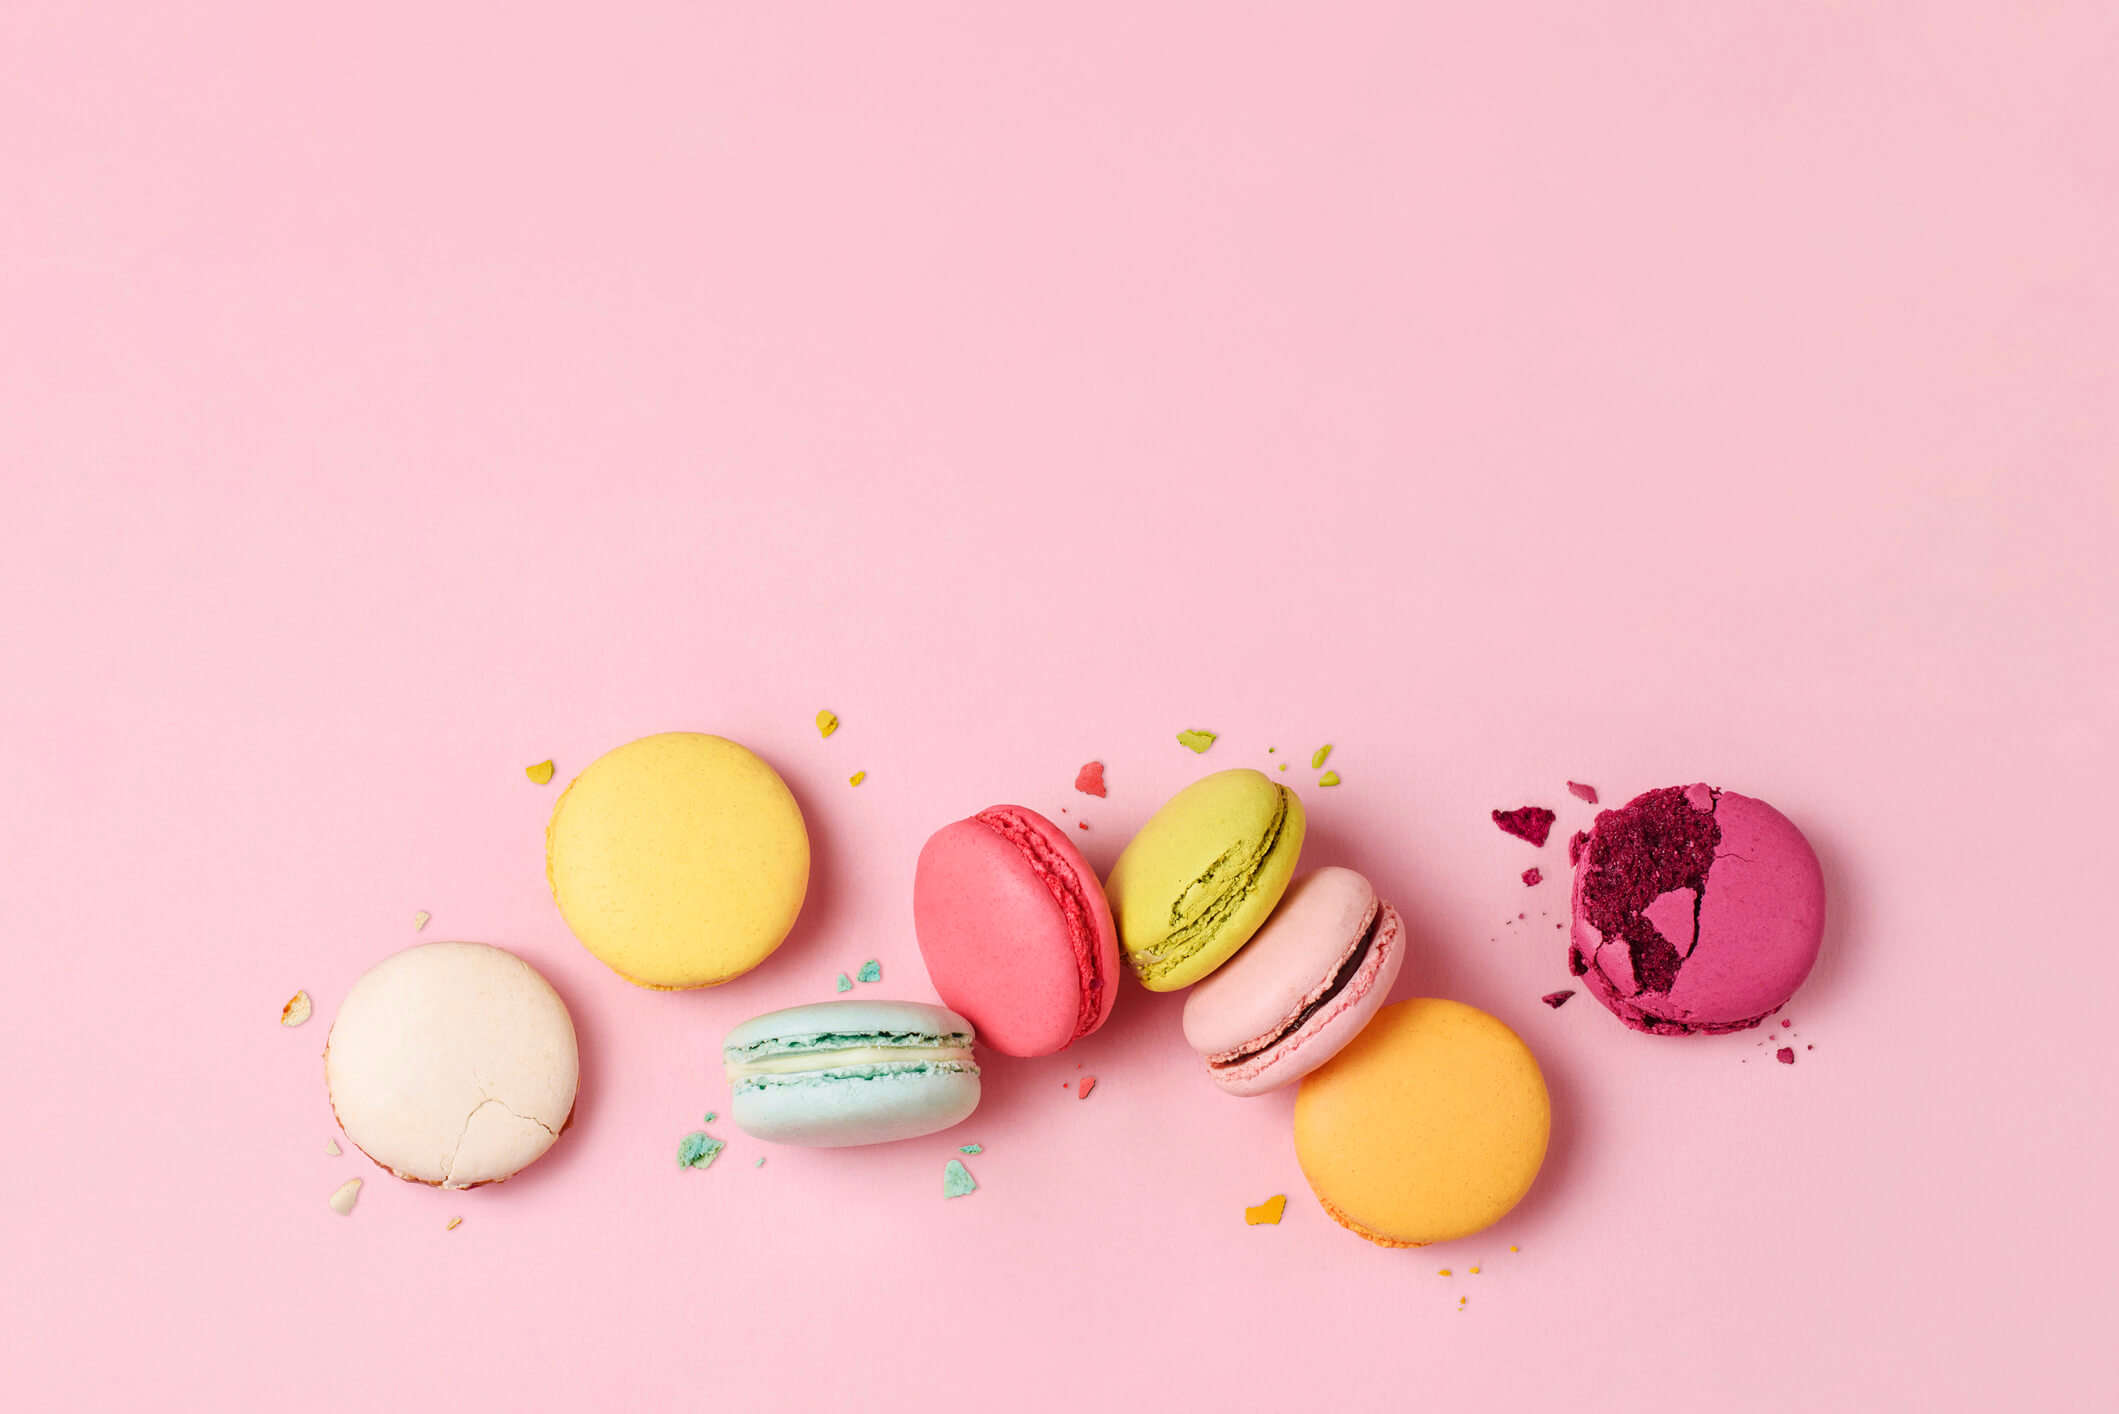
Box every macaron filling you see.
[1136,786,1293,984]
[723,1029,978,1092]
[1206,894,1386,1069]
[972,806,1105,1038]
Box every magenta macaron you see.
[1569,783,1825,1035]
[913,805,1120,1058]
[1180,867,1407,1096]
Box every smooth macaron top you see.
[324,942,579,1190]
[1181,867,1407,1094]
[1294,998,1549,1247]
[1569,784,1825,1035]
[546,732,809,989]
[1105,768,1306,991]
[914,804,1120,1057]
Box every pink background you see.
[4,4,2113,1410]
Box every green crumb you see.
[1176,729,1217,754]
[943,1158,978,1198]
[677,1132,724,1170]
[856,958,881,983]
[1319,770,1341,787]
[1311,744,1332,769]
[1278,763,1287,771]
[959,1143,982,1154]
[703,1111,717,1124]
[754,1157,765,1167]
[1267,747,1276,753]
[835,972,854,992]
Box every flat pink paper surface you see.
[3,5,2112,1411]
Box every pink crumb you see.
[1782,1019,1792,1027]
[1777,1048,1796,1065]
[1074,761,1107,797]
[1567,781,1599,804]
[1077,1076,1097,1099]
[1522,867,1542,887]
[1541,990,1574,1008]
[1491,806,1556,847]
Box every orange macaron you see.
[1293,998,1550,1246]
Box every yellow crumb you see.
[1470,1266,1481,1274]
[1311,745,1332,769]
[1510,1245,1519,1252]
[280,990,312,1027]
[816,709,839,738]
[1243,1195,1287,1226]
[848,770,866,786]
[413,910,430,931]
[1318,770,1341,787]
[1437,1269,1452,1276]
[445,1217,462,1231]
[525,760,555,785]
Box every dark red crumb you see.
[1542,990,1575,1009]
[1781,1019,1792,1027]
[1492,806,1556,847]
[1567,781,1599,804]
[1074,761,1107,797]
[1807,1044,1814,1050]
[1077,1076,1097,1099]
[1568,830,1590,866]
[1777,1048,1796,1065]
[1522,868,1542,887]
[1518,912,1526,920]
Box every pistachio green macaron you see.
[1106,768,1306,990]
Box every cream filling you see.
[725,1045,974,1082]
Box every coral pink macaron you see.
[1181,867,1407,1095]
[914,805,1121,1057]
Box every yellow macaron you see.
[546,732,809,989]
[1294,998,1550,1246]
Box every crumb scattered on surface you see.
[815,709,839,738]
[1176,729,1217,754]
[1437,1269,1452,1277]
[1459,1297,1467,1308]
[1077,1076,1096,1099]
[445,1217,462,1231]
[960,1143,982,1154]
[1777,1047,1796,1065]
[943,1159,977,1198]
[702,1111,717,1124]
[1077,820,1088,830]
[1245,1195,1287,1226]
[1782,1018,1792,1027]
[325,1138,341,1156]
[678,1132,724,1170]
[857,959,881,983]
[525,760,555,785]
[1509,1245,1519,1252]
[1541,990,1575,1009]
[754,1157,765,1167]
[1470,1266,1481,1274]
[1567,781,1599,804]
[835,973,853,993]
[1278,763,1287,771]
[1318,770,1341,787]
[1492,806,1556,846]
[848,770,866,786]
[328,1179,362,1216]
[1522,867,1542,887]
[413,910,430,931]
[1311,745,1332,769]
[1074,761,1107,797]
[281,990,312,1027]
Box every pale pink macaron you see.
[1180,867,1407,1096]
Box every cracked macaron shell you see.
[914,805,1120,1057]
[324,942,578,1190]
[546,732,809,989]
[1569,785,1824,1035]
[1105,769,1306,991]
[1181,867,1407,1096]
[1294,999,1549,1247]
[724,1000,981,1148]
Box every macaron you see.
[1294,998,1549,1247]
[546,732,809,989]
[324,942,579,1189]
[1181,867,1407,1095]
[1569,783,1825,1035]
[1105,768,1305,990]
[913,805,1120,1057]
[724,1000,980,1147]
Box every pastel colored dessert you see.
[1568,783,1825,1035]
[324,942,579,1189]
[1294,998,1549,1246]
[1180,867,1406,1095]
[546,732,809,988]
[724,1000,980,1147]
[913,805,1120,1056]
[1105,768,1305,990]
